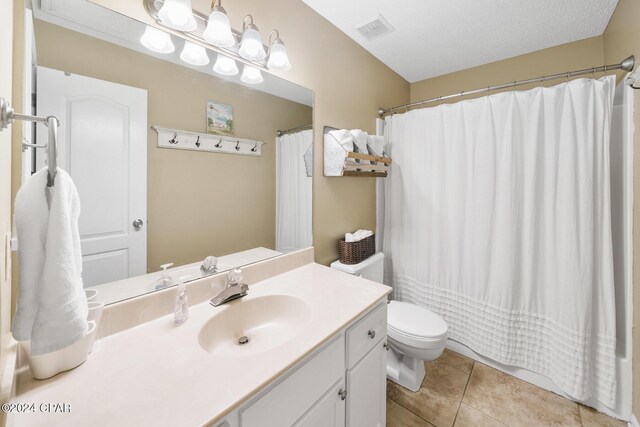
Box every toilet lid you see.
[388,301,448,341]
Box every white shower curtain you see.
[382,76,617,406]
[276,129,313,252]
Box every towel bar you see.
[0,97,59,187]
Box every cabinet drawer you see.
[346,303,386,369]
[241,335,345,427]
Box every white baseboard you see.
[628,414,639,427]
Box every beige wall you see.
[32,21,312,271]
[89,0,411,266]
[410,36,604,103]
[0,0,13,418]
[602,0,640,416]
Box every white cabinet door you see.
[294,379,346,427]
[37,66,147,286]
[346,340,387,427]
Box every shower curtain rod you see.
[276,124,312,136]
[378,55,636,117]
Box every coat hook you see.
[235,140,240,151]
[169,132,178,144]
[195,135,201,148]
[251,142,258,152]
[214,138,223,148]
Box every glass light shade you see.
[140,26,175,53]
[203,10,235,48]
[180,42,209,66]
[213,54,239,76]
[240,65,263,84]
[238,28,266,61]
[267,43,292,71]
[158,0,197,31]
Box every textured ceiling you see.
[302,0,619,83]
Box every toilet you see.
[330,253,448,391]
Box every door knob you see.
[132,219,144,230]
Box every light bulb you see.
[203,9,235,48]
[140,25,175,54]
[267,42,291,71]
[241,65,263,84]
[213,54,239,76]
[158,0,197,31]
[180,42,209,66]
[239,27,266,61]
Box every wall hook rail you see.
[151,125,265,157]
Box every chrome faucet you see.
[210,267,248,307]
[200,256,218,277]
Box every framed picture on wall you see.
[206,101,234,136]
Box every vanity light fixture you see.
[180,41,210,66]
[213,54,239,76]
[238,15,267,61]
[158,0,197,31]
[140,25,175,54]
[203,0,235,48]
[240,65,264,84]
[266,30,292,71]
[144,0,293,72]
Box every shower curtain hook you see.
[540,76,545,88]
[438,96,443,106]
[566,72,570,83]
[592,67,596,80]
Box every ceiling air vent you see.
[354,14,395,41]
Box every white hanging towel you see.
[13,167,88,356]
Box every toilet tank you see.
[330,252,384,283]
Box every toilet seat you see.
[388,301,448,349]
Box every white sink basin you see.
[198,295,312,357]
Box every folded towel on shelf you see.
[367,135,385,157]
[13,167,89,356]
[350,130,369,154]
[328,129,355,152]
[345,229,373,243]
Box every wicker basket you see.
[338,234,375,265]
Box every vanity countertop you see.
[10,262,391,426]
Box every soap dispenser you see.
[155,263,174,290]
[174,275,190,325]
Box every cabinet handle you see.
[368,329,376,339]
[383,342,389,351]
[338,388,347,401]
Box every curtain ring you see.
[566,72,570,83]
[420,100,426,109]
[438,96,443,105]
[592,67,596,80]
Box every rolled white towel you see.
[345,229,373,242]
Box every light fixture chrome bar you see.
[378,55,636,117]
[143,0,270,71]
[277,124,312,136]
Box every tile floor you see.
[386,349,626,427]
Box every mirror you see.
[25,0,313,305]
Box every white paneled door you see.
[36,66,147,287]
